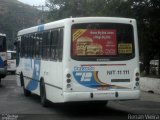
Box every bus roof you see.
[0,33,6,36]
[7,50,16,53]
[18,17,136,36]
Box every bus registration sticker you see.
[118,43,132,54]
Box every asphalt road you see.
[0,75,160,120]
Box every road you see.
[0,75,160,120]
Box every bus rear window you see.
[71,23,134,61]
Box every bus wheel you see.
[40,80,48,107]
[23,86,31,97]
[21,73,31,96]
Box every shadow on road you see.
[0,84,5,88]
[28,94,129,119]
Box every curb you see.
[140,77,160,95]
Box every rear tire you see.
[40,79,48,107]
[23,86,31,96]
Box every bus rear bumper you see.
[63,90,140,102]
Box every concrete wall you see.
[140,77,160,95]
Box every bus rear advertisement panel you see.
[16,17,140,106]
[72,29,117,56]
[71,23,135,61]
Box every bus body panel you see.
[45,84,64,103]
[65,59,139,92]
[41,61,63,89]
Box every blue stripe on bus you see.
[27,59,41,91]
[73,71,126,89]
[73,71,100,88]
[37,25,44,32]
[0,57,4,68]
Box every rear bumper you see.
[63,90,140,102]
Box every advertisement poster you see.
[72,29,117,56]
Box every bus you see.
[16,17,140,106]
[0,33,7,84]
[7,50,16,74]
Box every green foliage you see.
[46,0,134,20]
[130,0,160,74]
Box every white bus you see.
[16,17,140,106]
[7,50,16,74]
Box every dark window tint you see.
[19,28,64,61]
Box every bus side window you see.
[36,33,43,58]
[22,35,25,57]
[42,31,50,60]
[32,34,36,58]
[16,41,20,66]
[24,35,27,57]
[47,31,51,59]
[57,29,64,61]
[39,32,43,58]
[42,32,45,59]
[50,30,58,61]
[30,34,34,58]
[28,34,31,58]
[26,35,29,58]
[26,35,30,58]
[50,31,55,60]
[20,36,24,57]
[35,33,42,58]
[55,30,59,61]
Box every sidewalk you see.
[140,77,160,95]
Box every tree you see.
[130,0,160,75]
[46,0,133,20]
